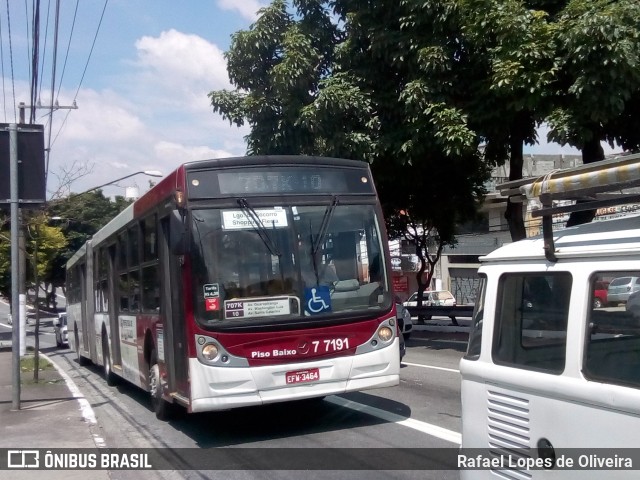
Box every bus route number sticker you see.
[225,297,292,319]
[204,284,220,311]
[221,208,288,230]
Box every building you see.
[393,154,584,304]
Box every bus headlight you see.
[202,343,219,361]
[377,326,394,343]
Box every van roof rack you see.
[497,152,640,263]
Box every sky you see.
[1,0,268,198]
[0,1,617,200]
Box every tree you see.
[210,0,340,155]
[460,0,640,234]
[460,0,558,240]
[547,0,640,226]
[45,191,132,297]
[210,0,491,308]
[0,191,131,300]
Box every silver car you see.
[54,313,68,347]
[403,290,457,308]
[607,276,640,305]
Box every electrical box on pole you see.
[0,123,46,207]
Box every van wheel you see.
[102,334,117,386]
[149,350,172,420]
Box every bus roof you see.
[66,156,373,269]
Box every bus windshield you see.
[190,202,391,326]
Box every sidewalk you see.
[0,332,110,479]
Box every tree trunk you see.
[566,137,605,227]
[505,137,527,241]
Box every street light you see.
[71,170,163,196]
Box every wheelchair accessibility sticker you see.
[304,286,332,315]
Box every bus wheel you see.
[75,329,89,366]
[102,334,117,386]
[149,350,172,420]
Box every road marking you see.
[41,352,98,426]
[328,396,461,445]
[402,362,459,373]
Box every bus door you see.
[107,244,122,366]
[159,214,188,394]
[80,262,90,354]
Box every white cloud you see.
[154,141,235,163]
[42,29,249,196]
[216,0,267,21]
[135,29,230,92]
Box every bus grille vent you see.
[486,390,532,480]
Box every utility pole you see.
[9,124,20,410]
[16,102,77,353]
[1,122,47,411]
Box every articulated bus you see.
[66,156,400,419]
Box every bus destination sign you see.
[187,167,373,198]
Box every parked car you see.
[396,302,413,340]
[403,290,457,308]
[593,280,609,308]
[607,276,640,305]
[54,312,68,347]
[395,302,411,361]
[626,290,640,317]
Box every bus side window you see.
[493,273,571,374]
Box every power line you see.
[52,0,108,148]
[44,0,60,186]
[37,0,51,105]
[30,0,40,123]
[4,0,17,122]
[72,0,108,102]
[0,4,6,122]
[55,0,78,101]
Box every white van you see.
[460,154,640,479]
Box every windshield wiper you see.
[237,198,281,257]
[312,196,339,256]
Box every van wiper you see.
[237,198,281,257]
[312,196,339,256]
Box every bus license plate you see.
[285,368,320,385]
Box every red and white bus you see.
[66,155,400,419]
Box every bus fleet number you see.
[312,338,349,353]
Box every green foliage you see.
[44,191,132,290]
[210,0,640,250]
[547,0,640,155]
[210,0,492,293]
[0,192,132,297]
[209,0,338,155]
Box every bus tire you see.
[102,333,117,387]
[149,350,172,420]
[75,329,89,366]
